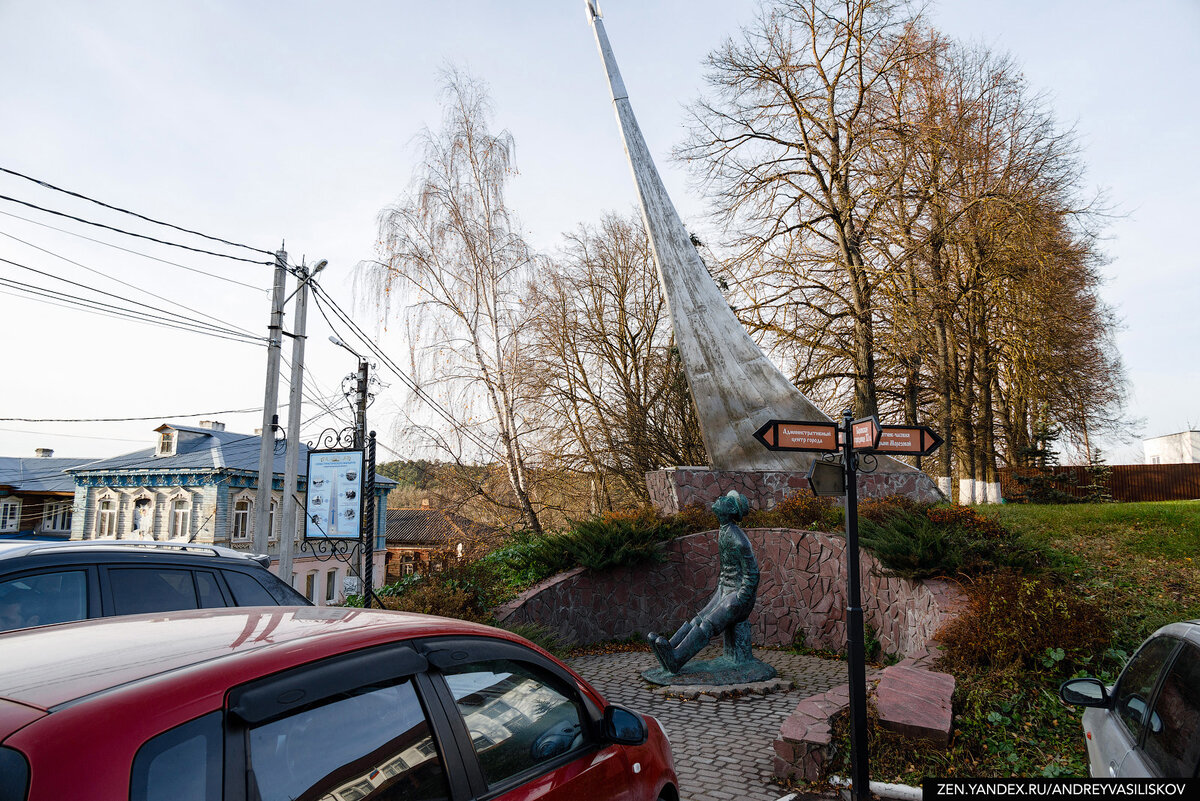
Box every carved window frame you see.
[231,491,254,542]
[167,491,192,540]
[95,491,118,539]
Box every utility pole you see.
[278,259,325,584]
[330,336,374,604]
[254,246,288,556]
[352,358,368,448]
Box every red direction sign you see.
[753,420,839,452]
[871,425,944,456]
[851,416,881,450]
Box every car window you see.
[246,677,449,801]
[0,570,88,632]
[223,570,278,605]
[223,569,309,606]
[1143,643,1200,777]
[195,571,226,608]
[1116,636,1179,742]
[442,658,587,787]
[130,712,222,801]
[109,568,198,615]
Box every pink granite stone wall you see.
[646,468,945,516]
[493,528,966,657]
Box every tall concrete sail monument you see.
[587,2,866,474]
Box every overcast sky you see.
[1,0,1196,467]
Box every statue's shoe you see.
[649,635,681,674]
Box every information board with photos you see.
[305,449,364,540]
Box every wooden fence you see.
[997,464,1200,503]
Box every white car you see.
[1059,620,1200,778]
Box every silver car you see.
[1059,620,1200,778]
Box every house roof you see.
[0,457,97,494]
[66,424,396,487]
[385,508,497,547]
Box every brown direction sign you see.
[871,425,944,456]
[753,420,839,452]
[851,415,881,450]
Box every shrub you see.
[858,495,928,524]
[859,506,1053,580]
[937,571,1108,672]
[858,512,957,579]
[496,622,570,657]
[675,503,718,533]
[483,507,683,588]
[747,492,841,531]
[558,508,683,572]
[925,505,1009,540]
[378,578,486,622]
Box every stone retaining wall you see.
[646,468,945,515]
[494,528,966,658]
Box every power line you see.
[0,229,258,338]
[0,193,273,266]
[0,277,265,346]
[0,427,146,443]
[0,257,262,342]
[0,209,264,291]
[0,408,263,423]
[0,166,276,257]
[308,283,495,455]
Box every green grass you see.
[985,501,1200,647]
[813,500,1200,787]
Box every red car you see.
[0,607,677,801]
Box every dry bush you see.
[937,570,1107,672]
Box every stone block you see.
[875,664,955,746]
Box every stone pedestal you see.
[646,467,945,516]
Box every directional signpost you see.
[756,410,943,801]
[753,420,839,452]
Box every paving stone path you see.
[570,646,880,801]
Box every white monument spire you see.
[587,3,853,472]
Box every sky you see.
[0,0,1196,467]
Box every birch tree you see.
[364,71,544,534]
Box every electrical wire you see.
[0,166,276,257]
[309,283,495,454]
[0,229,259,338]
[0,408,263,423]
[0,193,273,266]
[0,208,264,290]
[0,256,263,341]
[0,278,265,346]
[0,427,146,443]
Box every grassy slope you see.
[823,501,1200,786]
[987,501,1200,646]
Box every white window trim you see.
[156,430,177,457]
[231,491,254,542]
[167,492,192,540]
[268,498,279,543]
[95,492,118,539]
[0,499,21,533]
[41,500,73,533]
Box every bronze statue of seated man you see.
[646,490,774,683]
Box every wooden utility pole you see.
[254,247,287,556]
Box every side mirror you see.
[1059,677,1109,707]
[602,704,647,746]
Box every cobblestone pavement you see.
[570,646,879,801]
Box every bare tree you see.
[681,0,924,418]
[362,70,544,534]
[529,213,706,506]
